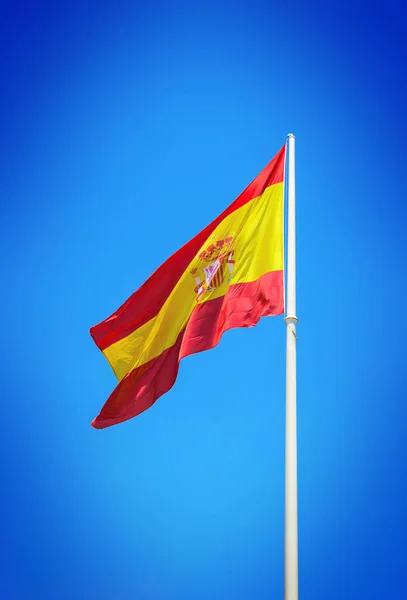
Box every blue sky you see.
[1,1,406,598]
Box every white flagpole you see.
[284,133,298,600]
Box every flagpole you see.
[284,133,298,600]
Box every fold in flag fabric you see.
[90,145,285,428]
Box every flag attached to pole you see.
[90,145,285,428]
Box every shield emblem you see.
[203,259,225,289]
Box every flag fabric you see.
[90,145,285,428]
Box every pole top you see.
[287,133,295,139]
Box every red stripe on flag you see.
[91,270,283,428]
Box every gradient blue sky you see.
[1,1,406,598]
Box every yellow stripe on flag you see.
[103,181,283,381]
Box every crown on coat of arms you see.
[195,235,234,265]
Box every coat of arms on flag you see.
[190,235,235,300]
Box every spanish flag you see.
[90,145,285,428]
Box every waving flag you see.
[90,145,285,428]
